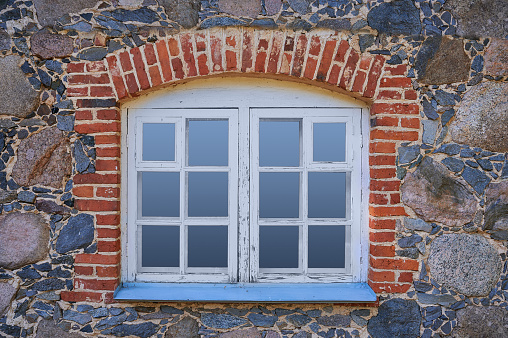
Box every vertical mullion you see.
[302,117,310,276]
[249,110,260,282]
[228,110,239,282]
[238,106,250,283]
[179,118,186,275]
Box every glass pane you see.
[188,172,228,217]
[308,226,345,268]
[141,172,179,217]
[141,225,179,267]
[260,172,300,218]
[308,172,346,218]
[188,120,228,166]
[260,120,300,167]
[143,123,175,161]
[313,123,346,162]
[259,226,299,268]
[188,226,228,268]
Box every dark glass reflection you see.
[142,225,179,267]
[308,226,345,268]
[260,172,300,218]
[188,120,228,166]
[188,226,228,267]
[308,172,346,218]
[313,123,346,162]
[143,123,175,161]
[260,120,300,167]
[188,172,228,217]
[141,172,180,217]
[260,226,299,268]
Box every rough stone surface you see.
[0,28,11,51]
[36,199,71,215]
[165,317,199,338]
[367,298,421,338]
[444,0,508,39]
[367,0,421,36]
[401,157,477,227]
[316,314,351,327]
[159,0,200,29]
[247,313,277,327]
[0,55,39,118]
[449,82,508,153]
[0,212,49,270]
[33,0,100,27]
[56,214,95,254]
[0,282,17,317]
[452,306,508,338]
[219,0,261,18]
[484,38,508,77]
[36,319,85,338]
[428,234,502,296]
[219,328,261,338]
[265,0,282,16]
[484,181,508,231]
[101,322,158,338]
[12,127,72,189]
[288,0,313,15]
[201,313,247,329]
[404,217,433,233]
[417,293,457,307]
[0,191,17,204]
[416,36,470,85]
[30,29,74,59]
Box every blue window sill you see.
[114,282,377,303]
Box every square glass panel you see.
[143,123,176,161]
[188,226,228,268]
[308,226,345,269]
[308,172,347,218]
[188,120,228,166]
[313,123,346,162]
[259,226,299,269]
[141,172,180,217]
[259,172,300,218]
[141,225,179,267]
[260,120,300,167]
[188,172,228,217]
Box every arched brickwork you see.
[64,27,420,304]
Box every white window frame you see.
[121,78,369,285]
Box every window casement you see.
[120,78,373,302]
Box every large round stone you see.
[218,0,261,18]
[484,38,508,77]
[159,0,200,29]
[0,282,17,317]
[0,55,39,118]
[36,319,85,338]
[483,181,508,231]
[367,0,421,36]
[33,0,99,27]
[452,306,508,337]
[30,29,74,59]
[12,127,72,189]
[428,234,502,296]
[449,82,508,153]
[165,317,199,338]
[401,157,477,227]
[0,212,50,270]
[367,298,421,338]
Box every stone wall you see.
[0,0,506,337]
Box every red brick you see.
[226,35,236,47]
[148,65,163,87]
[370,168,396,179]
[97,109,120,121]
[316,39,337,81]
[258,38,269,51]
[67,87,88,97]
[167,38,180,56]
[370,130,419,141]
[255,51,267,73]
[97,228,121,239]
[369,282,411,294]
[90,86,115,97]
[351,70,367,93]
[180,34,198,77]
[398,272,414,283]
[197,54,209,76]
[131,47,150,90]
[327,64,341,85]
[68,74,110,85]
[374,116,399,127]
[196,33,206,52]
[210,35,223,72]
[76,200,120,212]
[267,32,283,73]
[364,55,385,98]
[75,110,93,120]
[404,90,418,100]
[96,187,120,198]
[98,240,120,252]
[401,117,420,129]
[370,244,395,257]
[75,253,120,265]
[66,63,85,73]
[291,34,308,77]
[284,35,294,52]
[339,48,359,89]
[369,142,396,154]
[226,50,237,71]
[156,40,173,82]
[369,232,395,243]
[385,65,407,76]
[334,40,349,63]
[390,193,401,204]
[171,58,185,79]
[95,159,119,172]
[380,77,412,88]
[370,180,401,192]
[303,57,317,80]
[370,206,407,217]
[119,51,133,72]
[74,278,118,291]
[241,31,254,72]
[97,147,121,157]
[377,90,402,100]
[73,186,94,198]
[369,270,395,282]
[124,72,139,95]
[95,135,120,145]
[144,44,157,65]
[61,291,102,302]
[97,266,119,278]
[370,193,389,205]
[75,122,120,134]
[370,257,419,271]
[74,173,120,184]
[97,214,120,226]
[308,36,321,56]
[370,219,396,230]
[370,155,396,166]
[75,266,94,276]
[358,56,372,70]
[86,61,107,72]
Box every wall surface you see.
[0,0,507,337]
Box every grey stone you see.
[287,314,312,327]
[484,181,508,231]
[0,191,17,204]
[441,157,464,173]
[422,120,439,145]
[449,82,508,153]
[57,115,74,132]
[74,141,90,173]
[265,0,282,15]
[359,34,376,53]
[12,127,72,189]
[19,118,46,127]
[417,293,457,307]
[159,0,200,29]
[30,29,73,59]
[56,213,94,254]
[108,8,159,23]
[36,292,60,301]
[404,217,433,233]
[398,145,420,164]
[18,191,36,203]
[0,282,17,317]
[351,314,367,326]
[165,316,199,338]
[200,17,247,29]
[315,19,351,31]
[33,0,98,27]
[63,21,93,32]
[396,247,419,259]
[36,199,71,215]
[452,306,508,337]
[367,298,421,338]
[77,47,108,61]
[398,234,422,248]
[416,36,470,85]
[141,311,172,320]
[0,119,16,129]
[219,328,262,338]
[367,0,421,36]
[413,281,432,292]
[292,333,311,338]
[288,0,312,14]
[0,28,11,51]
[435,144,461,156]
[101,322,159,338]
[201,313,247,329]
[35,319,85,338]
[0,55,39,118]
[90,308,109,318]
[401,157,477,227]
[219,0,261,18]
[0,212,49,270]
[477,158,493,171]
[63,310,92,325]
[316,314,351,327]
[160,306,184,315]
[31,278,66,291]
[95,314,129,330]
[484,38,508,77]
[428,234,502,296]
[248,313,277,327]
[434,90,456,106]
[444,0,507,39]
[462,166,491,194]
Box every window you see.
[121,78,371,300]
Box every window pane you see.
[188,226,228,268]
[259,226,299,269]
[141,172,180,217]
[143,123,176,161]
[188,172,228,217]
[260,120,300,167]
[260,172,300,218]
[313,123,346,162]
[308,172,346,218]
[188,120,228,166]
[308,226,345,268]
[142,225,179,267]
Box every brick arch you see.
[64,28,421,303]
